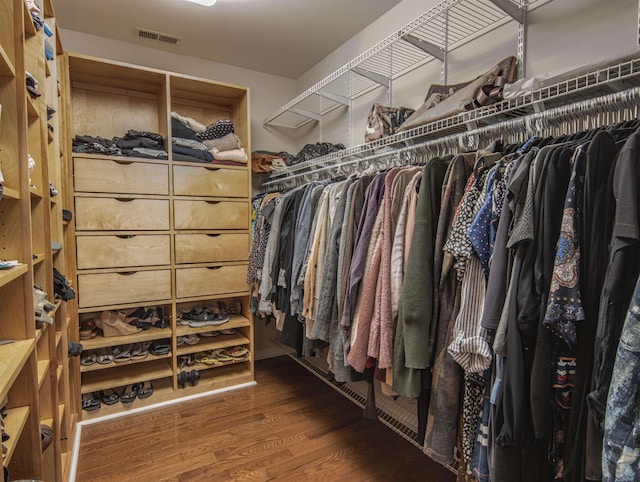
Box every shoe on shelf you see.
[136,381,154,399]
[188,369,200,387]
[81,394,101,412]
[68,341,83,357]
[120,384,138,403]
[98,311,141,337]
[80,351,97,366]
[40,425,53,451]
[99,388,119,406]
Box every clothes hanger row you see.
[261,87,640,193]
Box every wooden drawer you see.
[175,234,249,264]
[173,200,247,230]
[175,264,248,298]
[173,165,248,197]
[76,235,171,269]
[75,197,170,231]
[78,269,171,308]
[74,157,169,195]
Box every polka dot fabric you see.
[196,119,235,141]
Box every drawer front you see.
[74,157,169,195]
[78,269,171,308]
[176,265,248,298]
[76,235,171,269]
[175,233,249,264]
[173,165,248,197]
[75,197,170,231]
[173,200,247,230]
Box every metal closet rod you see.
[261,86,640,192]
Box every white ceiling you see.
[52,0,402,79]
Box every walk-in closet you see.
[1,0,639,480]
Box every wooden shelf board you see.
[27,96,39,119]
[175,292,250,304]
[187,356,250,373]
[55,331,62,348]
[71,152,169,165]
[0,264,28,289]
[3,406,30,466]
[0,340,35,403]
[41,416,53,429]
[45,59,51,77]
[81,359,172,393]
[81,327,173,350]
[52,300,62,316]
[1,187,20,200]
[37,359,50,388]
[35,326,44,343]
[80,380,174,419]
[175,315,250,336]
[77,300,173,314]
[80,352,171,373]
[57,365,63,381]
[33,254,45,265]
[176,333,249,356]
[50,196,57,204]
[23,2,37,36]
[0,43,15,77]
[58,404,65,427]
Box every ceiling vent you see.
[135,28,181,46]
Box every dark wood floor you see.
[75,355,455,481]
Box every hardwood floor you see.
[75,355,455,481]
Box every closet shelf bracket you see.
[289,108,321,122]
[316,90,350,106]
[401,34,445,61]
[487,0,525,23]
[351,67,391,89]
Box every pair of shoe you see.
[125,306,169,330]
[178,354,196,369]
[177,334,200,346]
[120,381,154,404]
[178,370,200,389]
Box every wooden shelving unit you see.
[65,53,254,419]
[0,1,76,480]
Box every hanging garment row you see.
[248,106,640,481]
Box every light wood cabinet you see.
[67,53,254,420]
[0,1,75,480]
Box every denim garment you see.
[603,274,640,481]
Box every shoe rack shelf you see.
[80,352,172,374]
[0,0,76,479]
[80,360,174,394]
[176,333,251,357]
[80,327,173,350]
[65,52,254,420]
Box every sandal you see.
[178,370,188,389]
[183,334,200,346]
[211,348,233,362]
[120,384,138,403]
[96,347,115,364]
[136,381,154,399]
[80,351,97,366]
[82,393,101,411]
[150,339,171,356]
[188,369,200,386]
[131,341,151,359]
[113,344,133,363]
[227,345,249,359]
[199,353,222,366]
[99,388,120,405]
